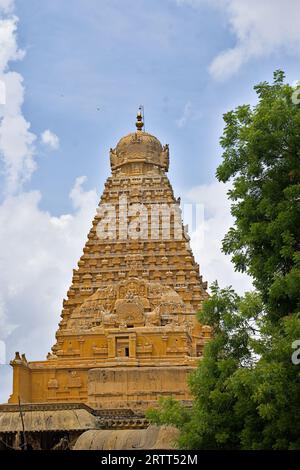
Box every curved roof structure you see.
[73,425,179,450]
[0,408,97,433]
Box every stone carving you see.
[115,294,144,327]
[7,113,210,409]
[145,306,160,326]
[68,371,82,388]
[48,378,59,389]
[61,278,190,332]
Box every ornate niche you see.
[114,294,145,327]
[62,277,188,333]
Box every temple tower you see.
[8,111,210,410]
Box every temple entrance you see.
[116,337,130,357]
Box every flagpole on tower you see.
[139,105,145,131]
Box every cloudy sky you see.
[0,0,299,402]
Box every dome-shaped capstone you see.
[109,111,169,172]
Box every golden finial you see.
[135,106,144,131]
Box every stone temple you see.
[0,111,210,450]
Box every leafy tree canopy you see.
[147,72,300,450]
[217,70,300,321]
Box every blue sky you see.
[1,0,300,402]
[14,0,227,214]
[9,0,299,213]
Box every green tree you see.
[231,313,300,449]
[147,284,263,449]
[217,70,300,321]
[147,71,300,449]
[182,285,262,449]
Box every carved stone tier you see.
[7,116,210,410]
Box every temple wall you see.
[5,123,210,415]
[10,364,32,403]
[9,367,89,404]
[9,364,194,408]
[87,366,194,410]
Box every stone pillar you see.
[8,353,32,403]
[129,335,136,358]
[107,335,115,358]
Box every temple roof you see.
[73,425,180,450]
[116,131,162,155]
[109,111,169,171]
[0,408,97,433]
[4,110,209,411]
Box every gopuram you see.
[0,111,210,450]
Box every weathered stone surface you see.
[6,113,210,410]
[0,408,97,432]
[73,425,180,450]
[88,367,194,410]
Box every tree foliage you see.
[147,72,300,449]
[217,70,300,321]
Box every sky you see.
[0,0,300,402]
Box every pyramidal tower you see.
[8,111,210,411]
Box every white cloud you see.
[176,101,202,128]
[177,0,300,80]
[0,0,14,14]
[0,81,36,194]
[0,1,99,403]
[0,293,16,339]
[41,129,60,150]
[176,101,192,128]
[0,15,24,71]
[184,181,253,294]
[0,179,98,402]
[0,78,6,104]
[0,4,35,195]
